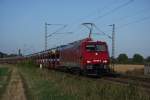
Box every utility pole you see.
[45,22,51,51]
[112,24,115,60]
[45,22,47,51]
[109,24,115,71]
[44,22,70,51]
[18,48,21,56]
[45,22,48,51]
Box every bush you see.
[132,54,144,64]
[117,53,128,64]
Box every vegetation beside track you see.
[17,62,150,100]
[114,64,144,74]
[0,65,11,99]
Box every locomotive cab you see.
[81,41,110,75]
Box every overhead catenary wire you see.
[93,0,134,22]
[66,0,120,32]
[61,0,133,39]
[90,5,150,34]
[93,15,150,37]
[47,25,67,37]
[96,7,150,33]
[66,0,134,39]
[117,15,150,29]
[116,7,150,22]
[93,24,112,39]
[45,0,149,51]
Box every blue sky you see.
[0,0,150,58]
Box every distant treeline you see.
[112,53,150,64]
[0,52,18,58]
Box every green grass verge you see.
[0,65,11,99]
[18,63,150,100]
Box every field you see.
[114,64,144,74]
[0,64,150,100]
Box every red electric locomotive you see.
[58,37,110,75]
[0,37,110,76]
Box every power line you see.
[45,23,66,50]
[94,25,112,39]
[116,7,150,22]
[64,0,132,37]
[118,15,150,29]
[67,0,134,36]
[75,0,118,22]
[47,25,67,37]
[93,0,134,21]
[66,0,119,32]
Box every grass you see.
[0,65,11,99]
[17,63,150,100]
[0,67,9,76]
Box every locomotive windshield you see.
[86,44,106,52]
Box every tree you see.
[117,53,128,64]
[8,54,18,57]
[132,54,144,64]
[0,52,7,58]
[146,56,150,63]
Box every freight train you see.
[0,37,110,76]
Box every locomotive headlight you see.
[86,60,91,64]
[93,59,99,62]
[103,60,108,63]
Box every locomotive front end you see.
[82,41,110,75]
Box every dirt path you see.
[2,67,27,100]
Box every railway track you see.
[101,74,150,93]
[60,70,150,92]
